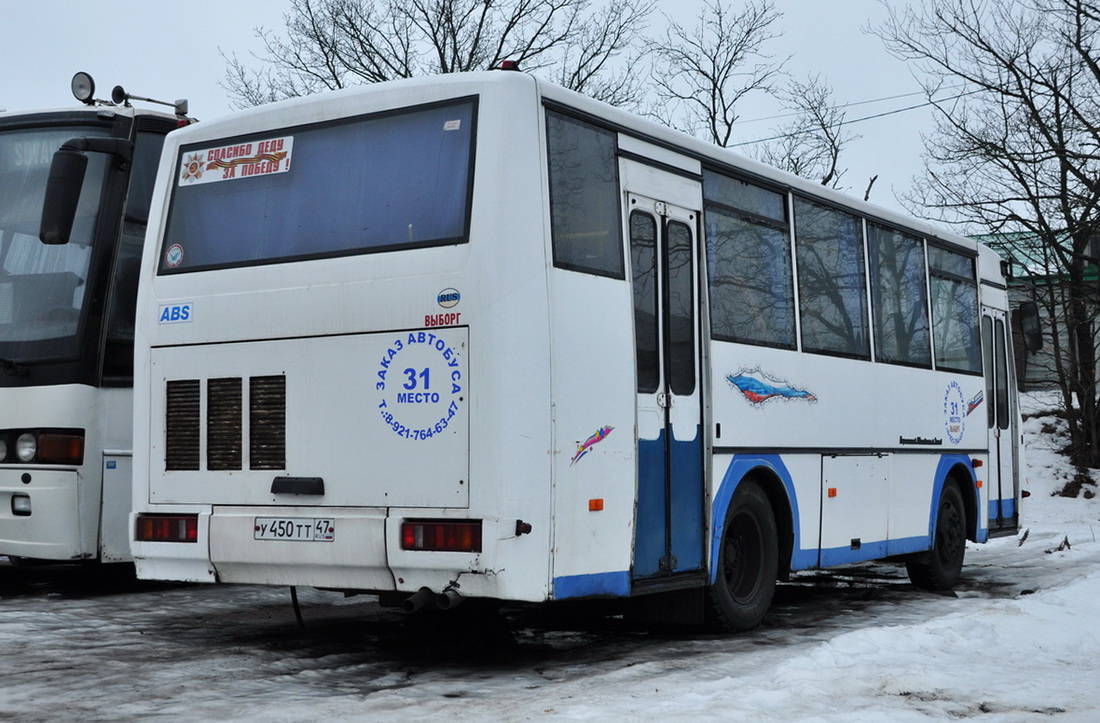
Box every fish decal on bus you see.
[570,426,614,465]
[727,370,817,405]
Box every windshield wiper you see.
[1,358,28,376]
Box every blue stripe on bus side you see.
[987,498,1017,520]
[553,570,631,599]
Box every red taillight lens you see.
[400,520,482,552]
[36,433,85,465]
[135,514,198,542]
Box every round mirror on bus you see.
[1017,301,1044,353]
[71,72,95,104]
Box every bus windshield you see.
[0,125,108,364]
[159,97,476,274]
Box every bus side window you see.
[702,170,795,350]
[928,246,981,373]
[867,223,932,367]
[546,110,624,279]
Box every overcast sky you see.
[1,0,933,215]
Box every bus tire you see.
[907,482,966,591]
[708,479,778,632]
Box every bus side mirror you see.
[39,137,133,245]
[1016,301,1043,353]
[39,148,89,245]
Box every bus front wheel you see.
[708,479,778,632]
[907,483,966,591]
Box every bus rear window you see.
[159,98,476,274]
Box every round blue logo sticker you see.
[943,381,965,445]
[375,331,464,441]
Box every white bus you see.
[131,69,1036,629]
[0,74,187,564]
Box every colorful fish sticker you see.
[570,426,613,465]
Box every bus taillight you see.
[135,514,198,543]
[400,520,482,552]
[36,433,85,465]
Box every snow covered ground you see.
[1,391,1098,721]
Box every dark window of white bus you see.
[546,110,624,279]
[0,125,109,363]
[703,170,795,349]
[159,98,476,273]
[928,245,981,373]
[793,197,869,359]
[867,223,932,368]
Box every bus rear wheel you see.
[709,479,778,632]
[907,483,966,591]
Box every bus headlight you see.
[0,438,6,461]
[15,433,37,462]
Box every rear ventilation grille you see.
[207,377,243,470]
[250,375,286,470]
[163,375,285,472]
[165,380,200,470]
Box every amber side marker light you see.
[401,520,482,552]
[135,514,198,542]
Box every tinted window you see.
[705,206,795,348]
[704,170,785,222]
[928,246,980,373]
[547,111,623,278]
[868,223,931,367]
[160,99,476,273]
[704,171,794,349]
[793,197,869,358]
[0,126,108,363]
[631,211,659,393]
[667,220,696,395]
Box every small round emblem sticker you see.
[437,288,460,308]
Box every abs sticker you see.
[158,303,193,324]
[376,331,464,441]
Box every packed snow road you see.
[2,398,1099,721]
[0,530,1094,722]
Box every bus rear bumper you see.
[208,506,394,591]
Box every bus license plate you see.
[254,517,335,542]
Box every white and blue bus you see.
[0,74,186,564]
[131,69,1034,629]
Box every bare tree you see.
[751,74,860,189]
[647,0,785,146]
[875,0,1100,476]
[222,0,653,108]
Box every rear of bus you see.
[131,72,561,605]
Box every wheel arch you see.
[711,455,798,583]
[934,456,979,543]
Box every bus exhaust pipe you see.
[436,588,464,610]
[402,587,435,613]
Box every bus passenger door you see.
[982,309,1020,534]
[628,193,706,580]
